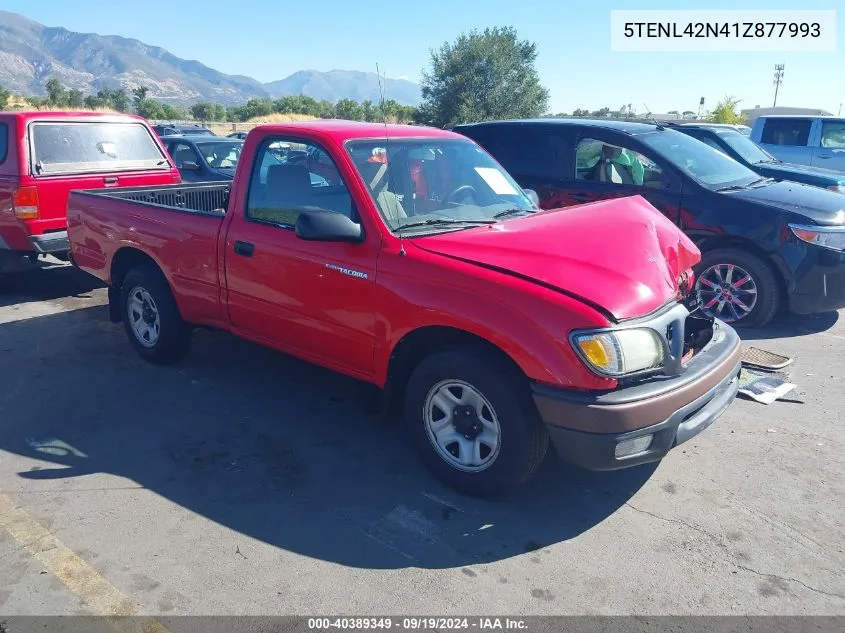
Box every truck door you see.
[223,135,379,378]
[811,119,845,172]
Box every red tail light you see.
[13,186,39,220]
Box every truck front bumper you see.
[531,320,741,471]
[29,231,70,254]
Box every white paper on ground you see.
[737,370,797,405]
[474,167,519,195]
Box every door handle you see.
[571,192,591,201]
[234,241,254,257]
[817,154,832,159]
[104,176,118,185]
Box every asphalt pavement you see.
[0,261,843,617]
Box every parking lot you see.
[0,260,843,616]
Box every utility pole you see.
[773,64,785,107]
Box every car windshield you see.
[716,129,775,164]
[196,141,243,169]
[346,138,536,232]
[639,129,760,190]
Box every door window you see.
[486,131,569,179]
[760,118,812,146]
[0,123,7,164]
[169,143,199,168]
[246,138,353,227]
[575,138,665,188]
[820,121,845,149]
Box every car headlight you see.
[826,185,845,195]
[789,223,845,252]
[571,328,665,377]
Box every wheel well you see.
[383,326,525,422]
[695,236,789,305]
[110,248,160,289]
[107,248,164,323]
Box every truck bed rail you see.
[74,182,230,216]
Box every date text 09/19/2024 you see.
[307,618,528,630]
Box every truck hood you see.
[411,195,700,321]
[757,161,845,186]
[729,180,845,226]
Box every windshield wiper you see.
[397,218,496,230]
[491,208,534,219]
[717,178,768,192]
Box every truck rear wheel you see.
[120,265,191,364]
[404,346,548,498]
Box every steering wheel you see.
[445,185,478,205]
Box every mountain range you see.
[0,11,422,106]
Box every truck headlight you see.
[789,223,845,252]
[571,328,664,377]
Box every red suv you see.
[0,111,180,274]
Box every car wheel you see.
[694,248,780,327]
[121,265,191,364]
[404,345,549,498]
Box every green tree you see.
[110,88,130,112]
[132,86,149,106]
[190,101,218,121]
[66,89,84,108]
[83,95,103,109]
[161,103,186,120]
[334,98,364,121]
[572,108,590,117]
[136,98,165,120]
[707,96,744,124]
[419,26,548,128]
[45,78,67,106]
[590,107,611,118]
[0,84,9,110]
[317,99,334,118]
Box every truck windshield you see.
[31,121,168,175]
[346,138,536,232]
[716,129,776,165]
[639,129,760,191]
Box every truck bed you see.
[67,182,230,328]
[73,182,230,217]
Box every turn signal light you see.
[13,187,39,220]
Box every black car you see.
[227,131,249,140]
[672,123,845,193]
[455,119,845,326]
[160,136,244,182]
[152,123,215,137]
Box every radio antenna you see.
[376,63,404,256]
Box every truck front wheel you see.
[120,265,191,364]
[404,346,549,498]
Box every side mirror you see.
[295,210,364,243]
[524,188,540,206]
[180,160,201,171]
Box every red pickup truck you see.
[0,111,180,274]
[68,121,741,497]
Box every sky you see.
[2,0,843,115]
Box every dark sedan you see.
[160,136,244,182]
[674,123,845,194]
[455,118,845,327]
